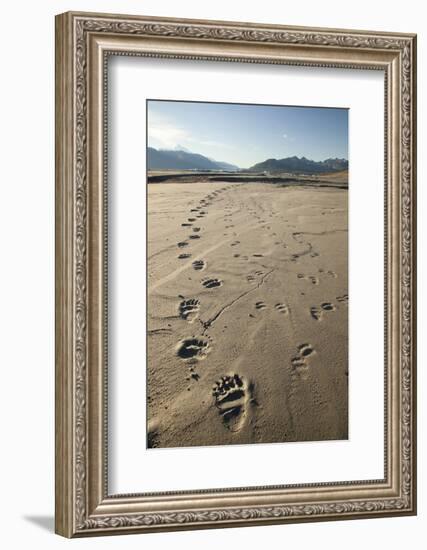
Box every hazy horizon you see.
[147,100,348,168]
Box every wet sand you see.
[147,181,348,449]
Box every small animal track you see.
[297,273,319,285]
[299,343,314,357]
[310,302,336,320]
[181,223,192,227]
[192,259,206,271]
[192,227,201,232]
[178,299,200,322]
[255,301,267,310]
[212,374,253,432]
[275,303,289,315]
[177,241,188,248]
[253,253,264,257]
[291,343,315,379]
[178,253,191,259]
[337,294,349,305]
[177,338,210,360]
[189,234,201,240]
[202,278,223,289]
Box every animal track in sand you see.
[212,374,253,432]
[310,302,336,320]
[337,294,349,305]
[189,234,201,240]
[299,343,314,357]
[177,337,210,360]
[255,301,267,310]
[178,253,191,259]
[188,218,196,222]
[275,303,289,315]
[177,241,189,248]
[292,231,304,243]
[192,227,201,232]
[192,259,206,271]
[291,344,315,379]
[252,253,264,258]
[202,278,223,289]
[297,273,319,285]
[179,299,200,322]
[181,223,192,227]
[231,241,240,247]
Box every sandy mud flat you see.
[147,181,348,449]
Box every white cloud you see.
[148,113,191,149]
[147,111,234,152]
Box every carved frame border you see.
[55,11,416,537]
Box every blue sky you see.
[147,100,348,169]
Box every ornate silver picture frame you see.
[55,11,416,537]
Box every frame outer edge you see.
[54,10,417,537]
[55,12,75,538]
[409,34,417,514]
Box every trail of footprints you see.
[166,185,347,435]
[173,187,270,433]
[176,186,236,256]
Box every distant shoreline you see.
[147,170,348,189]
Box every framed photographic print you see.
[55,11,417,537]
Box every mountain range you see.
[248,156,348,173]
[147,147,240,171]
[147,147,348,174]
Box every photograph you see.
[146,99,349,449]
